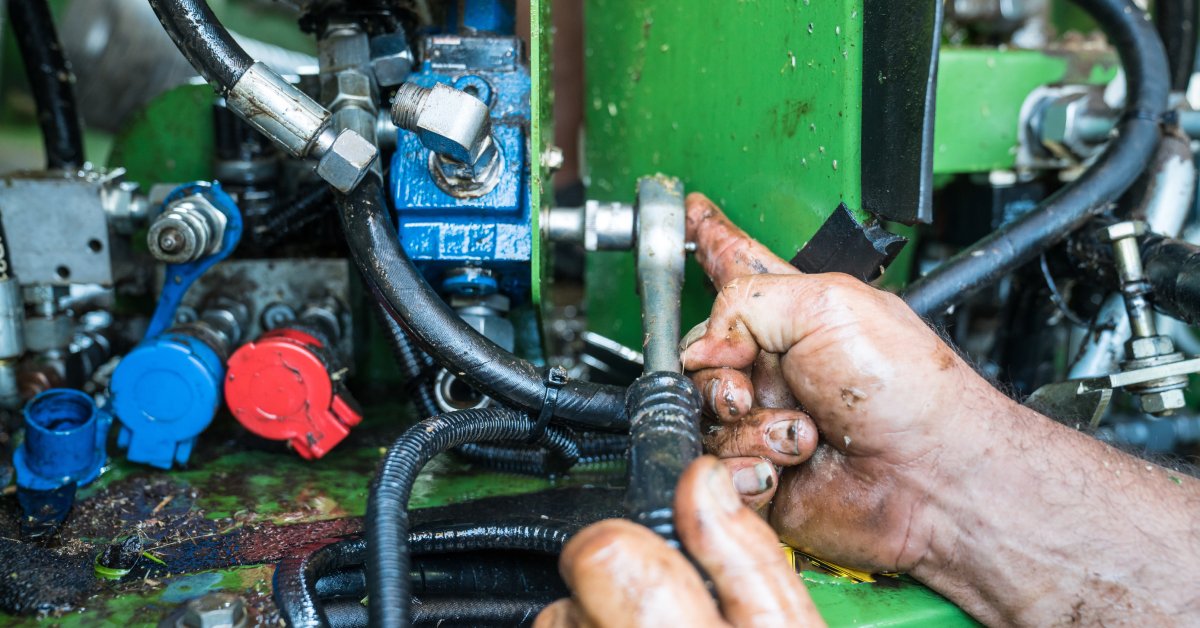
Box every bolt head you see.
[1127,335,1176,360]
[369,33,414,87]
[1139,388,1187,416]
[179,593,246,628]
[316,129,379,193]
[1100,220,1148,243]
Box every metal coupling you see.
[148,195,228,264]
[1034,89,1116,161]
[1102,221,1189,416]
[392,82,494,166]
[226,62,377,193]
[545,200,637,251]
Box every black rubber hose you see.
[367,408,581,628]
[1141,233,1200,324]
[327,597,552,628]
[146,0,254,91]
[624,372,703,543]
[339,176,628,432]
[454,432,628,475]
[1155,0,1197,91]
[7,0,84,170]
[903,0,1169,317]
[253,184,334,250]
[277,522,575,627]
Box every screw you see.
[178,592,247,628]
[1100,221,1155,339]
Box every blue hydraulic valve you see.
[109,182,243,469]
[13,389,112,535]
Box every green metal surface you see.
[584,0,866,350]
[107,84,217,189]
[803,572,978,627]
[932,48,1118,175]
[530,0,552,311]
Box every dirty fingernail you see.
[705,463,744,513]
[767,420,803,456]
[680,319,710,352]
[730,461,774,499]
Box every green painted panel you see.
[584,0,865,350]
[107,84,217,189]
[531,0,552,310]
[803,572,978,627]
[932,48,1117,175]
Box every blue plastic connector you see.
[111,332,224,469]
[14,389,111,491]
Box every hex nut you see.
[316,129,379,193]
[1100,220,1148,243]
[328,71,376,114]
[1138,389,1187,415]
[179,592,247,628]
[147,195,227,264]
[392,83,492,165]
[1127,335,1176,359]
[369,33,414,87]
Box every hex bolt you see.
[178,592,247,628]
[1101,221,1154,338]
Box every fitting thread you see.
[391,83,431,130]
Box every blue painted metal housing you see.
[14,389,111,491]
[112,332,225,470]
[389,34,532,301]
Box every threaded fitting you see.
[391,83,430,130]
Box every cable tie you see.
[529,366,569,442]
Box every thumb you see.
[681,274,826,372]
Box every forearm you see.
[915,400,1200,625]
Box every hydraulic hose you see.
[366,408,581,628]
[145,0,253,91]
[1140,233,1200,324]
[903,0,1169,318]
[1155,0,1197,91]
[339,176,628,432]
[276,522,573,627]
[326,597,552,628]
[7,0,85,170]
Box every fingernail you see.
[705,463,744,513]
[680,318,710,352]
[767,420,803,455]
[730,461,775,500]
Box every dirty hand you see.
[680,193,1011,575]
[534,456,824,627]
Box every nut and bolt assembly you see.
[148,195,228,264]
[176,592,248,628]
[1102,221,1189,416]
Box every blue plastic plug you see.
[14,388,111,491]
[111,332,224,469]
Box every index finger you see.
[686,193,798,287]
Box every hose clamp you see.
[529,366,569,442]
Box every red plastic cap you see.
[224,329,361,459]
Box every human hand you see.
[680,194,1011,574]
[534,456,825,627]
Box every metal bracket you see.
[789,203,907,282]
[144,182,243,340]
[1024,357,1200,429]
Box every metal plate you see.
[171,259,355,365]
[0,173,117,285]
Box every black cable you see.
[366,408,581,628]
[146,0,254,91]
[326,597,552,628]
[7,0,84,170]
[1039,254,1088,327]
[1155,0,1198,91]
[378,303,628,474]
[339,176,628,432]
[903,0,1169,317]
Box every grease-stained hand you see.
[533,456,825,628]
[680,193,1010,574]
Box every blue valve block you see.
[389,34,532,300]
[111,332,224,469]
[14,389,111,491]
